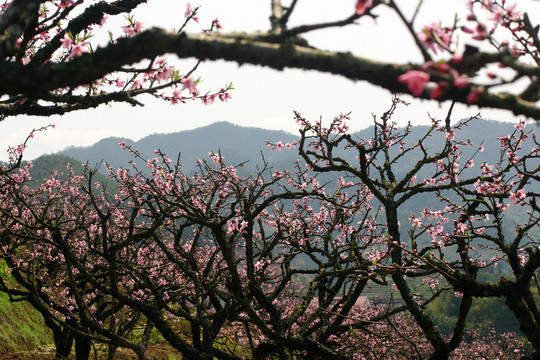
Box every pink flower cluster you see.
[59,33,88,59]
[355,0,373,15]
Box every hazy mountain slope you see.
[19,154,117,189]
[57,119,528,175]
[59,121,299,174]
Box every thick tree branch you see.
[32,0,148,63]
[2,29,540,119]
[0,0,42,58]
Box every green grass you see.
[0,291,52,352]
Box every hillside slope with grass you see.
[0,292,51,352]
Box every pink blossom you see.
[185,3,199,22]
[445,129,455,142]
[398,70,429,96]
[430,81,448,99]
[514,120,526,130]
[285,141,296,149]
[14,145,25,155]
[153,66,173,84]
[213,19,223,30]
[456,222,468,234]
[171,87,183,104]
[254,260,264,272]
[131,80,142,90]
[472,23,488,40]
[453,76,469,88]
[185,3,194,19]
[202,94,216,105]
[115,78,126,88]
[134,22,144,33]
[59,33,72,49]
[480,162,494,175]
[460,25,475,34]
[423,177,437,186]
[121,25,134,36]
[181,76,198,94]
[226,220,235,235]
[56,0,75,9]
[355,0,373,15]
[67,42,88,59]
[418,22,453,54]
[218,92,231,102]
[509,189,526,205]
[466,89,483,103]
[272,170,283,179]
[122,22,144,36]
[208,152,223,165]
[437,159,445,171]
[184,3,193,18]
[410,216,422,228]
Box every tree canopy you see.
[1,0,540,119]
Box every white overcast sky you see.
[2,0,540,161]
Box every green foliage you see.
[0,260,12,281]
[0,291,52,352]
[426,287,523,335]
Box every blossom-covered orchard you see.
[1,0,540,359]
[1,97,538,359]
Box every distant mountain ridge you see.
[56,119,526,173]
[59,121,299,174]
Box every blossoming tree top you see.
[1,0,538,120]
